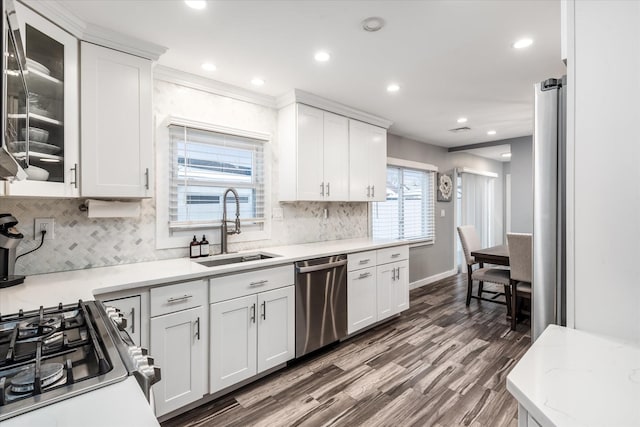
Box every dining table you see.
[470,244,510,266]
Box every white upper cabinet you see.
[80,42,152,198]
[5,3,79,197]
[279,104,349,201]
[349,119,387,202]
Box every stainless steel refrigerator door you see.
[533,81,559,341]
[295,256,347,357]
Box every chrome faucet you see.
[220,188,241,254]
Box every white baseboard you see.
[409,267,458,290]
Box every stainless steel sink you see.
[195,252,279,267]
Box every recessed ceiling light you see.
[201,63,216,72]
[457,117,468,124]
[387,83,400,93]
[314,51,331,62]
[185,0,206,10]
[487,130,497,135]
[501,152,512,158]
[251,77,265,86]
[362,17,385,32]
[512,38,533,49]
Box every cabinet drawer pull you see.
[70,163,78,189]
[249,280,268,287]
[320,182,325,196]
[250,303,256,323]
[391,253,401,258]
[326,182,330,197]
[130,308,135,334]
[358,272,371,279]
[392,267,397,281]
[371,185,375,198]
[366,185,371,197]
[261,301,266,320]
[167,294,193,303]
[145,168,150,190]
[358,259,370,265]
[195,317,200,340]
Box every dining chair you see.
[506,233,532,330]
[457,225,511,312]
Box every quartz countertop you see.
[0,237,408,313]
[506,324,640,427]
[1,377,159,427]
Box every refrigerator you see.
[532,76,566,341]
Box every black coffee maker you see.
[0,213,25,288]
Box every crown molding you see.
[83,24,167,60]
[20,0,86,38]
[19,0,166,60]
[154,65,277,109]
[276,89,393,129]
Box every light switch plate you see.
[34,218,55,240]
[440,209,446,217]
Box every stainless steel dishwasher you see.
[295,254,348,358]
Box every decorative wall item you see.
[437,172,453,202]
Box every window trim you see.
[156,116,272,250]
[370,157,438,243]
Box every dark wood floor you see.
[162,273,531,427]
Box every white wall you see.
[568,0,640,342]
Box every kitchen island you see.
[506,324,640,427]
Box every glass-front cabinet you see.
[5,2,78,197]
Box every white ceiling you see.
[458,144,511,162]
[57,0,565,147]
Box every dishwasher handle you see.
[296,259,348,274]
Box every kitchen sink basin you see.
[195,252,279,267]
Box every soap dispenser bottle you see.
[200,235,210,257]
[189,235,200,259]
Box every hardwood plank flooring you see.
[162,273,531,427]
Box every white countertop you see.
[0,237,407,313]
[1,377,159,427]
[506,324,640,427]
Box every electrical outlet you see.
[34,218,55,240]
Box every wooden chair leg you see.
[466,265,473,306]
[511,280,518,331]
[503,284,511,318]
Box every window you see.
[372,164,435,241]
[168,125,265,231]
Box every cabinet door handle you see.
[70,163,78,188]
[261,301,266,320]
[130,308,135,334]
[320,182,325,196]
[371,185,375,198]
[167,294,192,303]
[194,317,200,340]
[396,267,400,280]
[326,182,330,197]
[391,253,401,258]
[250,303,256,323]
[145,168,150,190]
[249,280,268,287]
[366,186,371,197]
[359,272,371,279]
[358,259,370,265]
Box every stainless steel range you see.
[0,300,160,421]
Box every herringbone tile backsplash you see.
[2,198,367,276]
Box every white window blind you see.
[372,166,435,241]
[168,125,265,231]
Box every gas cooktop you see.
[0,301,129,421]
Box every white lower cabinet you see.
[210,285,294,394]
[347,267,377,334]
[210,294,257,392]
[347,246,410,334]
[377,260,409,321]
[151,306,206,417]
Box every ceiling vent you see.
[449,126,471,133]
